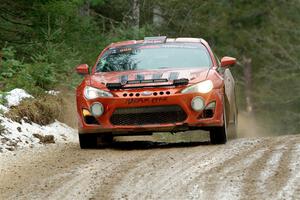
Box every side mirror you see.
[76,64,89,75]
[221,56,236,68]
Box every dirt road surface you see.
[1,134,300,200]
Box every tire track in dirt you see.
[182,138,276,200]
[255,143,285,196]
[111,144,220,199]
[1,145,149,200]
[258,140,293,198]
[91,150,153,200]
[110,138,262,199]
[39,149,151,200]
[0,144,88,200]
[238,139,288,199]
[3,148,117,199]
[184,137,300,200]
[44,157,121,200]
[238,136,300,200]
[152,139,264,200]
[1,135,300,200]
[276,142,300,200]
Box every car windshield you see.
[95,43,212,72]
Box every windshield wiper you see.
[106,78,188,90]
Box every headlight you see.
[84,86,113,99]
[181,80,213,94]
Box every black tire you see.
[210,126,227,144]
[79,134,113,149]
[210,98,228,144]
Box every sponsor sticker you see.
[126,97,167,105]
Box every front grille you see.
[110,105,187,126]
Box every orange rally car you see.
[76,36,238,148]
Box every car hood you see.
[90,68,211,86]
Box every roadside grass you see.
[0,92,7,105]
[5,95,63,125]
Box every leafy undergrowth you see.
[5,95,63,125]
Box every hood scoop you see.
[106,78,189,90]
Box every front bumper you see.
[77,88,224,134]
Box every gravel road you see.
[1,134,300,200]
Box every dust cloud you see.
[57,89,78,129]
[237,111,272,138]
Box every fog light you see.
[90,102,104,117]
[191,96,204,111]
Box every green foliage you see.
[0,46,24,80]
[0,0,105,94]
[0,46,54,94]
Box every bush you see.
[5,95,63,125]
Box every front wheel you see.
[210,125,228,144]
[210,98,228,144]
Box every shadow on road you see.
[107,140,211,150]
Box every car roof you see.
[107,37,210,49]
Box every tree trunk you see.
[132,0,140,37]
[79,0,90,16]
[153,5,163,27]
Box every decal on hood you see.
[91,68,210,85]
